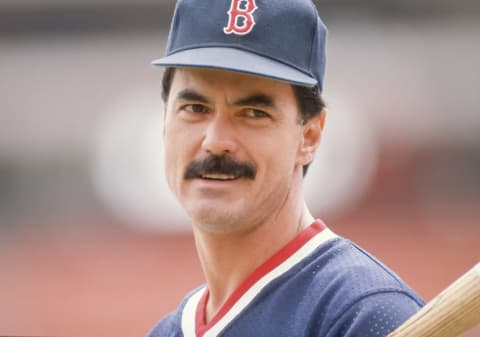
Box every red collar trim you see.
[195,220,327,337]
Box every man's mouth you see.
[200,173,238,181]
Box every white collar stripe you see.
[181,287,206,337]
[182,227,337,337]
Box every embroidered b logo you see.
[223,0,258,35]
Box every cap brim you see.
[151,47,317,88]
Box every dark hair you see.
[161,67,325,176]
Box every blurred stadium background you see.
[0,0,479,336]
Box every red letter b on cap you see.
[224,0,258,35]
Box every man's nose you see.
[201,114,238,156]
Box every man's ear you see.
[297,110,326,166]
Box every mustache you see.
[184,155,256,180]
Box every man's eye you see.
[183,104,208,113]
[244,108,270,119]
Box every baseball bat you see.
[387,263,480,337]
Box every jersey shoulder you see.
[313,237,424,303]
[145,286,204,337]
[145,310,181,337]
[324,290,423,337]
[306,237,425,336]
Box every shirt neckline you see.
[193,220,331,337]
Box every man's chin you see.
[187,208,246,234]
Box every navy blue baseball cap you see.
[152,0,327,91]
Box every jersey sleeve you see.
[324,291,424,337]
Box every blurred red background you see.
[0,210,478,336]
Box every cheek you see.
[163,137,178,193]
[254,136,299,182]
[251,129,299,169]
[163,122,201,181]
[163,126,185,184]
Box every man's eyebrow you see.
[233,93,276,108]
[175,89,210,103]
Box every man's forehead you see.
[170,67,295,98]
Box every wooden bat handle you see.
[388,263,480,337]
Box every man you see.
[147,0,424,336]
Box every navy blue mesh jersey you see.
[146,220,424,337]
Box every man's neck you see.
[193,204,315,324]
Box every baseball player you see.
[146,0,424,336]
